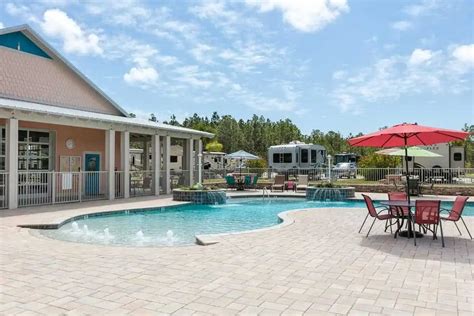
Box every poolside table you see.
[380,200,424,238]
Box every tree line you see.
[131,112,473,168]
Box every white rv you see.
[268,141,326,170]
[407,143,465,169]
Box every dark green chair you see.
[225,175,236,190]
[244,175,252,189]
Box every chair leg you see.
[389,218,393,234]
[413,219,417,246]
[439,220,445,247]
[453,221,462,236]
[460,217,473,239]
[366,218,376,238]
[359,213,369,233]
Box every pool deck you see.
[1,192,473,315]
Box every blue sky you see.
[1,0,473,135]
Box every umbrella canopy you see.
[348,123,469,201]
[225,150,259,160]
[375,146,442,157]
[348,123,469,148]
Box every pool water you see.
[41,198,474,247]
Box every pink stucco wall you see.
[0,119,122,171]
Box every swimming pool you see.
[40,198,474,247]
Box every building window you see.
[453,153,462,161]
[311,150,317,163]
[283,153,292,163]
[170,155,178,163]
[301,149,308,163]
[18,129,51,171]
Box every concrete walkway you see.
[0,194,473,315]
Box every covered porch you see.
[0,99,211,209]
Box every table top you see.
[380,200,416,207]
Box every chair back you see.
[388,192,408,215]
[225,175,236,185]
[415,200,441,225]
[274,175,285,185]
[252,175,259,185]
[362,194,378,218]
[298,175,308,186]
[244,175,252,185]
[448,196,469,221]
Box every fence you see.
[130,170,153,197]
[18,171,109,207]
[0,173,7,209]
[202,167,474,185]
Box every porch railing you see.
[18,171,109,208]
[115,171,124,199]
[130,170,153,197]
[0,172,8,209]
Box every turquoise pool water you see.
[41,198,474,247]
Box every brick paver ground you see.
[0,195,473,315]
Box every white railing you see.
[130,170,153,197]
[170,170,189,189]
[201,167,474,185]
[0,172,8,209]
[115,171,124,199]
[18,171,109,207]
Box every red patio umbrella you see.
[348,123,469,199]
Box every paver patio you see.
[0,194,473,315]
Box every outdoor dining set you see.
[359,193,471,247]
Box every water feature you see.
[205,190,226,204]
[306,187,355,201]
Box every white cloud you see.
[332,70,347,80]
[245,0,349,32]
[452,44,474,67]
[190,43,214,64]
[123,66,159,86]
[5,3,38,23]
[391,20,412,31]
[40,9,103,55]
[330,45,471,114]
[173,65,214,89]
[0,22,4,29]
[408,49,433,65]
[404,0,440,17]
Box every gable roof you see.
[0,24,129,117]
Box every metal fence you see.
[18,171,109,207]
[202,167,474,185]
[0,173,7,209]
[130,170,153,197]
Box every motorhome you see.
[407,143,465,169]
[268,141,326,171]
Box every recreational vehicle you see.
[407,143,465,169]
[268,141,326,171]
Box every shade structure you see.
[348,123,469,202]
[375,146,442,157]
[348,123,469,148]
[225,150,259,176]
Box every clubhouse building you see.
[0,25,212,209]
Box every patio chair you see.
[359,194,396,237]
[408,179,421,196]
[412,200,443,247]
[225,175,236,190]
[271,175,285,192]
[244,175,252,189]
[440,196,471,239]
[250,175,259,190]
[387,192,409,216]
[296,175,309,191]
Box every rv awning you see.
[0,97,214,138]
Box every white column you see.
[198,139,203,184]
[105,130,115,200]
[186,139,194,186]
[152,134,161,196]
[7,118,18,209]
[163,135,171,194]
[121,131,130,199]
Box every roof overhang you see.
[0,98,214,139]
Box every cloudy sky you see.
[1,0,473,134]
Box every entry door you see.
[84,153,100,196]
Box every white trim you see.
[105,130,115,200]
[7,118,18,209]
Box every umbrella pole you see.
[404,136,410,202]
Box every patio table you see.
[380,200,423,238]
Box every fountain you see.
[71,221,80,232]
[83,224,89,235]
[166,230,175,245]
[103,228,112,241]
[173,188,227,204]
[306,186,355,201]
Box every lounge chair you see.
[296,175,308,191]
[225,175,236,190]
[271,175,285,192]
[412,200,443,247]
[440,196,471,239]
[244,175,252,189]
[250,175,259,190]
[359,194,396,237]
